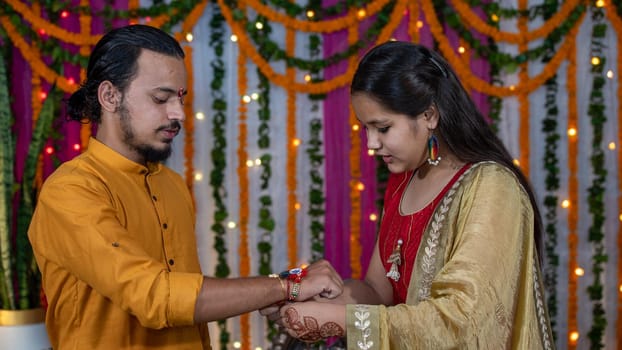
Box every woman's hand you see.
[276,301,346,343]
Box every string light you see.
[513,159,520,166]
[254,158,261,166]
[233,341,241,349]
[39,91,47,100]
[567,127,577,137]
[195,112,205,120]
[250,93,259,100]
[292,138,301,147]
[255,22,264,30]
[619,213,622,221]
[357,9,366,19]
[608,142,615,150]
[60,10,69,18]
[194,172,203,181]
[306,10,315,19]
[591,56,601,66]
[352,124,360,131]
[574,267,584,276]
[356,182,365,191]
[509,85,516,91]
[294,202,301,210]
[246,159,254,167]
[490,14,499,22]
[227,221,237,229]
[185,33,194,42]
[416,20,423,29]
[368,149,375,156]
[304,74,312,82]
[45,146,54,155]
[561,199,570,208]
[595,0,605,7]
[369,213,378,221]
[569,331,579,343]
[67,77,75,85]
[619,284,622,292]
[242,95,251,104]
[38,28,46,36]
[607,70,614,79]
[230,34,238,42]
[458,46,466,54]
[72,143,81,151]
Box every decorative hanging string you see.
[31,2,44,191]
[348,10,362,279]
[79,0,92,150]
[450,0,582,43]
[182,45,196,205]
[420,0,584,97]
[408,1,420,43]
[239,0,392,33]
[518,0,530,175]
[216,0,408,94]
[236,39,251,350]
[566,33,578,350]
[286,26,298,267]
[605,4,622,346]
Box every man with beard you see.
[27,25,343,350]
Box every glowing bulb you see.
[73,143,81,151]
[491,14,499,22]
[246,159,254,167]
[227,221,237,229]
[67,77,75,85]
[619,213,622,221]
[255,22,264,30]
[255,347,263,350]
[567,128,577,137]
[619,284,622,292]
[591,56,601,66]
[356,182,365,191]
[458,46,466,54]
[185,33,194,42]
[38,28,46,36]
[357,9,366,19]
[242,95,252,103]
[292,138,301,147]
[39,91,47,100]
[561,200,570,208]
[254,158,262,166]
[304,74,312,82]
[368,149,375,156]
[233,341,242,348]
[369,213,378,221]
[294,202,301,210]
[195,112,205,120]
[352,124,360,131]
[416,20,423,29]
[569,331,579,343]
[306,10,315,18]
[60,11,69,18]
[230,34,238,42]
[509,85,516,91]
[512,159,520,166]
[595,0,605,7]
[251,93,259,100]
[608,142,616,150]
[607,70,614,79]
[45,146,54,155]
[574,267,584,276]
[194,172,203,181]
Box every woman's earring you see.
[427,134,441,166]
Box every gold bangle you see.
[269,273,288,301]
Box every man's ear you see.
[98,81,121,113]
[423,104,440,129]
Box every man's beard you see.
[119,104,180,163]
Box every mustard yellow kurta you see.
[346,162,554,349]
[28,138,210,349]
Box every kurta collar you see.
[87,137,162,175]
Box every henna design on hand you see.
[282,306,345,343]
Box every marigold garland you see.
[451,0,582,44]
[566,34,578,350]
[236,42,251,350]
[348,12,362,280]
[408,1,420,43]
[420,0,584,97]
[286,27,298,267]
[518,0,530,175]
[183,46,196,203]
[605,4,622,346]
[239,0,392,33]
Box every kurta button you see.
[168,259,175,265]
[163,223,168,229]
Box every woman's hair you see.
[351,41,544,261]
[66,24,185,123]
